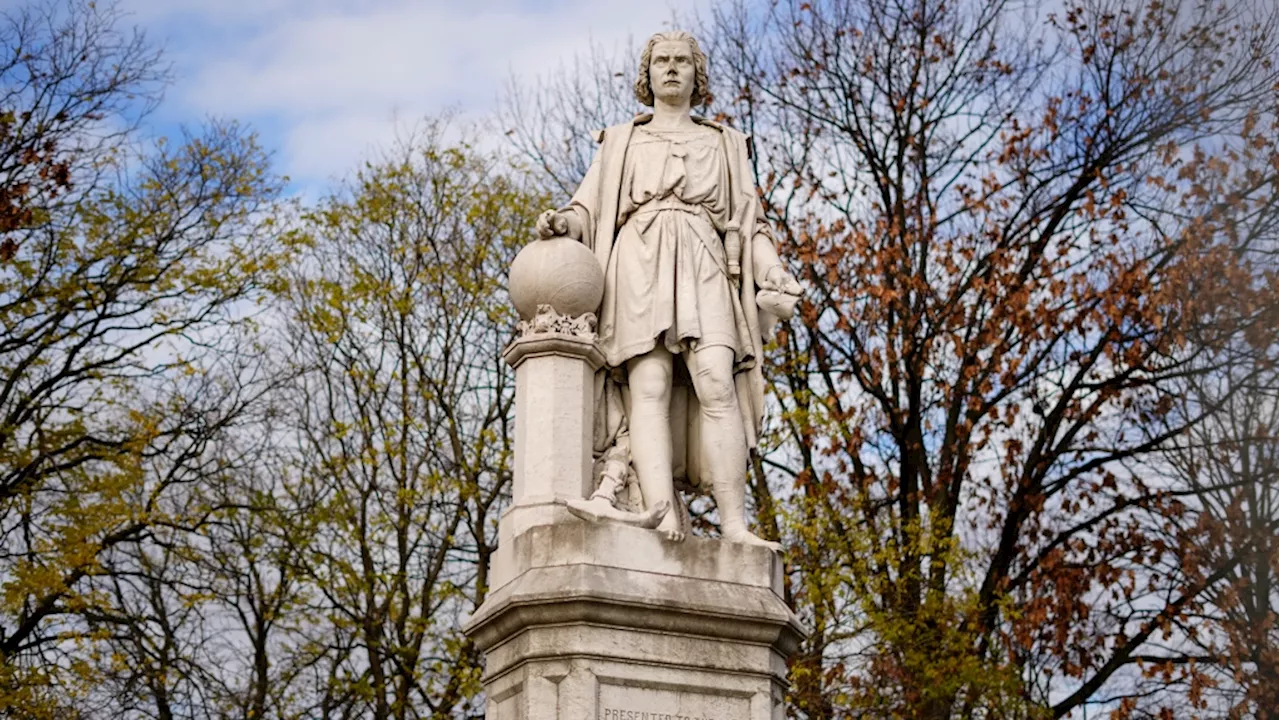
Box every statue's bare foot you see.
[657,511,686,543]
[724,527,782,552]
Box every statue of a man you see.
[537,31,802,550]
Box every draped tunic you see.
[565,115,782,458]
[597,125,750,367]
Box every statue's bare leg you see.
[684,345,782,552]
[627,347,684,541]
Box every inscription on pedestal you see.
[599,683,748,720]
[601,711,724,720]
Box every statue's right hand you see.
[536,209,568,239]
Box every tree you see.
[0,0,164,253]
[1156,317,1277,718]
[262,125,544,719]
[81,406,303,720]
[693,0,1278,716]
[0,1,284,715]
[499,39,639,201]
[1162,198,1280,712]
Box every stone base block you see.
[464,520,803,720]
[484,655,782,720]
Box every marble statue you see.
[471,33,807,714]
[535,31,802,551]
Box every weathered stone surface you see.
[509,235,605,321]
[528,29,804,551]
[505,332,602,510]
[464,520,800,719]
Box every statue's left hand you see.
[759,265,803,296]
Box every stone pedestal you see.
[465,324,803,720]
[465,521,802,720]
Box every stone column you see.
[490,309,604,591]
[506,329,602,508]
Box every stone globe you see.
[508,235,604,321]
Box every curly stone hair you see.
[634,31,712,108]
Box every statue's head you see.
[634,31,711,108]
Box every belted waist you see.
[634,198,713,218]
[627,199,732,281]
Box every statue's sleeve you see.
[750,197,784,276]
[563,138,605,251]
[735,132,784,277]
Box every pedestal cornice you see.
[503,329,605,371]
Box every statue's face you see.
[649,39,696,105]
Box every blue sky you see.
[107,0,713,192]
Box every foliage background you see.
[0,0,1274,718]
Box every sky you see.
[111,0,714,193]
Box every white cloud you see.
[123,0,711,188]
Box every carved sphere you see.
[508,235,604,321]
